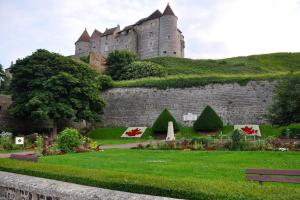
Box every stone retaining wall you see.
[0,171,178,200]
[99,81,276,127]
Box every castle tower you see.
[159,4,181,57]
[90,29,102,53]
[75,28,91,57]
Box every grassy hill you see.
[147,52,300,75]
[114,52,300,89]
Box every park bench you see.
[246,169,300,185]
[10,153,38,162]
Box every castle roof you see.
[91,29,102,39]
[75,29,90,44]
[135,10,162,25]
[102,26,119,36]
[162,4,176,16]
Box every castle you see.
[74,4,185,60]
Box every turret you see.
[159,4,181,57]
[90,29,102,53]
[75,28,91,57]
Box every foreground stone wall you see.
[100,81,276,127]
[0,171,178,200]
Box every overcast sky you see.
[1,0,300,68]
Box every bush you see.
[152,109,180,133]
[105,50,137,80]
[119,61,166,80]
[58,128,82,153]
[193,106,223,131]
[230,129,242,150]
[281,124,300,138]
[99,75,113,90]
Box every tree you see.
[267,76,300,125]
[152,108,180,133]
[0,64,11,93]
[193,105,223,131]
[9,49,105,138]
[105,50,137,80]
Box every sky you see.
[1,0,300,68]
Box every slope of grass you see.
[113,53,300,89]
[0,150,299,199]
[147,53,300,75]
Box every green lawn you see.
[0,150,299,199]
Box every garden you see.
[0,49,299,200]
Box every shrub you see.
[0,136,13,150]
[99,75,113,90]
[230,130,243,150]
[281,124,300,138]
[193,106,223,131]
[105,50,137,80]
[119,61,166,80]
[152,109,180,133]
[58,128,81,153]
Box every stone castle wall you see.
[0,81,276,130]
[137,18,160,58]
[99,81,276,127]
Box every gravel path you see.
[0,151,35,158]
[100,141,161,149]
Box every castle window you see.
[173,52,176,54]
[163,51,167,54]
[167,35,170,39]
[149,32,153,37]
[149,42,153,46]
[104,45,108,52]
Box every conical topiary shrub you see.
[193,105,223,131]
[152,109,180,133]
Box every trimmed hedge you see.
[0,159,299,200]
[120,61,166,80]
[152,109,180,133]
[193,106,223,131]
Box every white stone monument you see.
[166,121,175,141]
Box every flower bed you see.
[121,127,147,138]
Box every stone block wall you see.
[99,81,276,127]
[0,171,177,200]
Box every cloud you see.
[0,0,300,67]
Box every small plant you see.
[34,135,44,153]
[230,130,242,150]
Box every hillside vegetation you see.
[147,52,300,75]
[114,52,300,88]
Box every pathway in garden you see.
[100,140,162,149]
[0,151,35,158]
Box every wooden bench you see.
[10,154,38,162]
[246,169,300,185]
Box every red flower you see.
[126,128,142,136]
[241,126,258,135]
